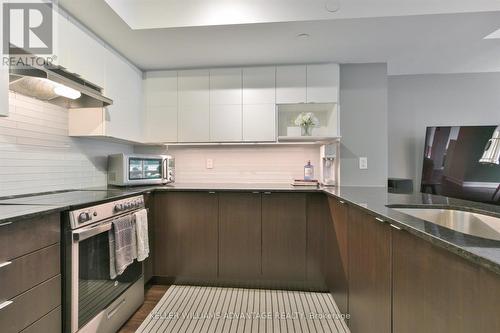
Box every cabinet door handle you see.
[339,200,346,204]
[0,300,13,311]
[390,224,402,231]
[263,192,271,195]
[0,261,12,269]
[375,217,385,223]
[251,191,260,194]
[208,191,216,194]
[0,221,12,228]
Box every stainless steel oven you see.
[63,195,146,333]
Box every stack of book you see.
[291,179,320,187]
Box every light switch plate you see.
[359,157,368,169]
[206,158,214,169]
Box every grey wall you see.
[388,72,500,188]
[339,63,388,186]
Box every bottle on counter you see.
[304,160,314,180]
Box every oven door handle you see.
[73,222,112,242]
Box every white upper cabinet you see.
[144,71,178,142]
[209,68,242,141]
[102,48,143,142]
[62,19,105,89]
[178,70,210,142]
[210,104,242,142]
[140,63,339,144]
[53,13,71,70]
[145,71,178,107]
[178,69,209,106]
[243,104,276,142]
[210,68,242,105]
[241,67,276,141]
[178,105,210,142]
[306,64,339,103]
[145,106,178,143]
[276,65,307,104]
[242,67,276,104]
[0,2,8,117]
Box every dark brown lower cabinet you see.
[325,197,349,315]
[154,192,218,280]
[218,192,262,280]
[393,228,500,332]
[348,207,392,333]
[262,192,307,282]
[306,193,328,290]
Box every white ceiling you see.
[58,0,500,75]
[103,0,500,29]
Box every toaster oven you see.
[107,153,174,186]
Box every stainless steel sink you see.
[391,208,500,241]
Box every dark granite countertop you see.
[1,183,499,276]
[0,204,66,224]
[321,187,500,275]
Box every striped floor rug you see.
[136,285,350,333]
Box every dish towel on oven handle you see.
[109,214,137,279]
[134,208,149,262]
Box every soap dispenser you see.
[304,160,314,180]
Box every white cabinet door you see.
[65,21,106,88]
[144,71,178,142]
[145,106,178,142]
[306,64,339,103]
[276,65,306,104]
[103,49,143,142]
[242,66,276,104]
[178,70,210,142]
[210,105,242,142]
[178,105,210,142]
[210,68,242,105]
[145,71,177,107]
[53,12,71,70]
[178,69,209,106]
[0,2,8,117]
[242,104,276,142]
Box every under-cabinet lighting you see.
[53,84,81,99]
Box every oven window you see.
[78,231,142,328]
[129,158,162,180]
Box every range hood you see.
[9,62,113,108]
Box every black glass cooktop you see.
[0,189,143,208]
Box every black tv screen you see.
[421,125,500,205]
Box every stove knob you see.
[93,211,98,217]
[78,212,90,223]
[114,204,123,213]
[124,203,131,210]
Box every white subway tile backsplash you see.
[0,92,133,196]
[135,145,321,184]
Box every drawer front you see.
[0,244,60,301]
[20,306,61,333]
[0,213,60,262]
[0,275,61,333]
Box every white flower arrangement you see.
[294,112,319,127]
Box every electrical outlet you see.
[206,158,214,169]
[359,157,368,170]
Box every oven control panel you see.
[69,195,145,229]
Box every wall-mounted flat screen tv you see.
[421,125,500,205]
